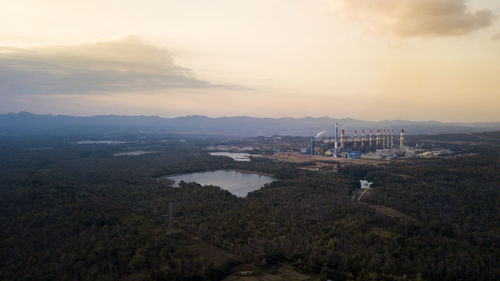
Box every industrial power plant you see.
[304,122,407,159]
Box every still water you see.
[208,152,256,161]
[114,150,157,157]
[167,170,275,197]
[77,140,129,144]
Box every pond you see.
[114,150,158,157]
[166,170,275,197]
[209,152,258,162]
[77,140,129,144]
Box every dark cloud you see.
[333,0,496,37]
[0,36,214,95]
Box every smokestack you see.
[353,130,357,150]
[387,130,390,148]
[400,129,405,148]
[383,129,386,148]
[361,130,365,150]
[386,129,389,148]
[341,129,344,149]
[376,129,380,148]
[334,122,338,147]
[391,129,394,148]
[334,122,338,157]
[369,129,373,149]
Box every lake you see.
[209,152,258,161]
[114,150,158,156]
[166,170,275,197]
[77,140,129,144]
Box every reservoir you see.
[77,140,129,144]
[209,152,257,161]
[114,150,158,157]
[166,170,275,197]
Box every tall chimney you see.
[386,129,389,148]
[387,129,390,148]
[376,129,380,148]
[400,129,405,148]
[341,129,344,149]
[334,122,338,157]
[369,129,373,149]
[354,130,357,150]
[383,129,386,148]
[361,130,365,149]
[391,129,394,148]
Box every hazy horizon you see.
[4,110,500,125]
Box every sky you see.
[1,0,499,122]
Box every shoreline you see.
[229,169,274,177]
[157,169,275,179]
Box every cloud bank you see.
[0,36,213,96]
[330,0,496,37]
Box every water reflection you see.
[166,170,275,197]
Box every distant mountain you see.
[0,112,499,137]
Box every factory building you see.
[347,151,361,159]
[305,121,407,159]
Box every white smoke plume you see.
[315,129,327,138]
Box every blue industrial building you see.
[347,151,361,159]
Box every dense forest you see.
[1,134,499,280]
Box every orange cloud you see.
[330,0,496,37]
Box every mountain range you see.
[1,112,499,137]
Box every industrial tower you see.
[334,121,339,157]
[400,129,405,148]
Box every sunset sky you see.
[1,0,499,122]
